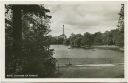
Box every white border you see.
[1,0,128,82]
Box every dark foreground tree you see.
[5,4,56,78]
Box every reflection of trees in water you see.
[51,45,123,65]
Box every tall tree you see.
[5,4,56,77]
[117,4,124,46]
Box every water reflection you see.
[50,45,124,65]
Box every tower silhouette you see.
[61,25,66,39]
[63,25,64,36]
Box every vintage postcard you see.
[0,0,128,83]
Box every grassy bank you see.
[70,45,124,52]
[92,45,124,52]
[55,64,124,78]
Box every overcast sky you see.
[46,1,124,37]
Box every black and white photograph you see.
[5,1,125,78]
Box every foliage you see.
[5,4,56,78]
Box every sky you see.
[46,1,124,37]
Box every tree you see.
[93,32,103,45]
[69,33,82,47]
[81,32,93,47]
[5,4,56,77]
[117,4,124,47]
[64,38,70,45]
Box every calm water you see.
[50,45,124,65]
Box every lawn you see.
[56,63,124,78]
[55,58,124,78]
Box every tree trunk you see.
[12,5,22,74]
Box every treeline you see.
[70,29,124,47]
[5,5,56,78]
[49,28,124,48]
[49,36,65,45]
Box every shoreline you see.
[50,44,124,52]
[70,45,124,52]
[92,45,124,52]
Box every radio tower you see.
[62,25,65,39]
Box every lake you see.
[50,45,124,66]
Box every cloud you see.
[46,1,124,37]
